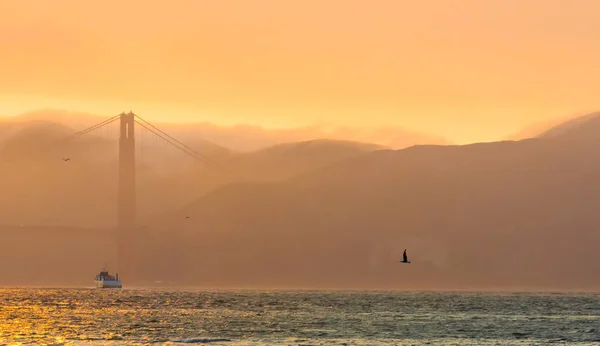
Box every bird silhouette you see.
[62,158,70,162]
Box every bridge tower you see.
[118,111,136,228]
[117,111,136,279]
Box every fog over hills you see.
[148,113,600,289]
[224,139,384,182]
[2,110,600,290]
[0,112,388,227]
[1,109,451,151]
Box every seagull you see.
[62,158,70,162]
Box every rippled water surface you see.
[1,289,599,345]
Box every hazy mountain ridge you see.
[1,109,451,151]
[506,111,600,141]
[3,111,600,289]
[537,112,600,140]
[222,139,385,182]
[145,132,600,289]
[0,115,388,227]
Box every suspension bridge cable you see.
[0,114,121,165]
[133,119,237,178]
[3,112,242,181]
[133,120,222,169]
[133,120,241,180]
[133,114,227,169]
[132,115,240,175]
[70,115,121,138]
[60,115,121,142]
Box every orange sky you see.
[0,0,599,144]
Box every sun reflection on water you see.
[1,288,599,345]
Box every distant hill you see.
[0,117,229,226]
[506,111,600,141]
[9,109,600,289]
[143,138,385,223]
[325,125,452,149]
[537,112,600,140]
[222,139,385,182]
[146,136,600,289]
[0,117,386,228]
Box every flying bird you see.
[62,158,70,162]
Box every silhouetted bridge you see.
[2,112,234,276]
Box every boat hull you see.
[95,280,122,289]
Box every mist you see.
[1,110,599,291]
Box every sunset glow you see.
[1,0,599,143]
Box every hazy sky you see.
[1,0,599,144]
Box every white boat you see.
[95,269,122,289]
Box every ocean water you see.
[1,289,599,345]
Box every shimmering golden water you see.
[1,289,599,345]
